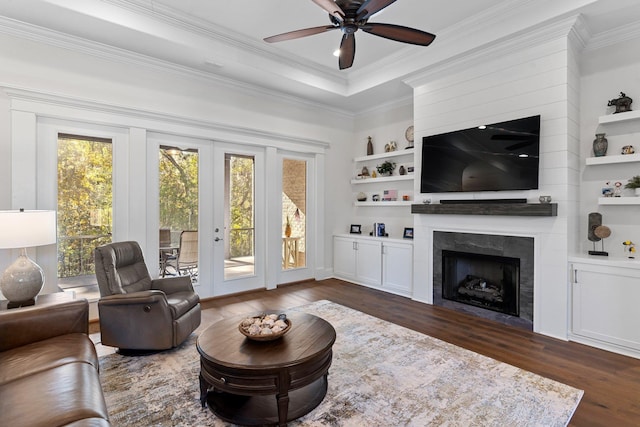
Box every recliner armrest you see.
[152,275,194,295]
[98,290,167,306]
[0,299,89,352]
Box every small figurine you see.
[622,145,635,155]
[623,240,636,259]
[361,166,370,177]
[607,92,633,113]
[602,182,614,197]
[613,181,623,197]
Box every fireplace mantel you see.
[411,203,557,216]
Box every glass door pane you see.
[224,153,255,280]
[57,134,113,294]
[159,146,199,283]
[282,158,307,270]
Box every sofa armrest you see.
[152,275,194,295]
[0,299,89,352]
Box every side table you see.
[1,292,75,310]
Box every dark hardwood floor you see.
[196,278,640,427]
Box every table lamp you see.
[0,209,57,303]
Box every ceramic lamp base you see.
[0,249,45,303]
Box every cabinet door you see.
[572,264,640,352]
[355,239,382,287]
[382,242,413,295]
[333,237,356,281]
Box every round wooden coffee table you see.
[197,312,336,427]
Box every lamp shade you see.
[0,210,57,249]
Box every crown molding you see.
[584,19,640,52]
[346,0,548,94]
[2,85,331,151]
[403,14,582,88]
[354,95,413,118]
[102,0,347,86]
[567,14,591,51]
[0,16,356,117]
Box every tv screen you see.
[420,115,540,193]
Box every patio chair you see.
[159,228,177,276]
[94,240,201,350]
[165,230,198,279]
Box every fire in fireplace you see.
[442,250,520,316]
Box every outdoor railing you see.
[58,234,112,277]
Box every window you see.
[57,134,113,291]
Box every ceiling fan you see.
[263,0,436,70]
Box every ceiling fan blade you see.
[312,0,346,21]
[264,25,337,43]
[362,23,436,46]
[356,0,398,21]
[339,33,355,70]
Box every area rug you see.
[99,300,583,426]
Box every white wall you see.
[579,38,640,257]
[407,21,581,339]
[344,101,415,239]
[0,30,355,294]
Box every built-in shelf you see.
[598,197,640,205]
[411,203,558,216]
[586,153,640,165]
[355,201,413,207]
[598,110,640,125]
[351,175,414,184]
[353,149,414,163]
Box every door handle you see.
[214,237,223,242]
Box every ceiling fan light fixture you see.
[264,0,436,70]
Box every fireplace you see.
[442,250,519,317]
[433,231,534,330]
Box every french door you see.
[151,134,268,298]
[278,152,315,284]
[212,143,266,295]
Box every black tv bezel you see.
[420,115,541,194]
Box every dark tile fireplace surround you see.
[433,231,534,330]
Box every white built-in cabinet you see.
[333,235,413,297]
[333,236,382,287]
[568,257,640,359]
[381,240,413,295]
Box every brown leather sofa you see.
[0,298,110,426]
[94,241,201,351]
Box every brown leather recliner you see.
[94,241,201,350]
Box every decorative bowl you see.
[238,314,291,341]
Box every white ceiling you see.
[1,0,640,113]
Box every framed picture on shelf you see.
[350,224,362,234]
[403,227,414,239]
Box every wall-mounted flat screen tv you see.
[420,115,540,193]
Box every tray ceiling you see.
[1,0,639,113]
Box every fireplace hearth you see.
[433,231,534,330]
[442,250,519,317]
